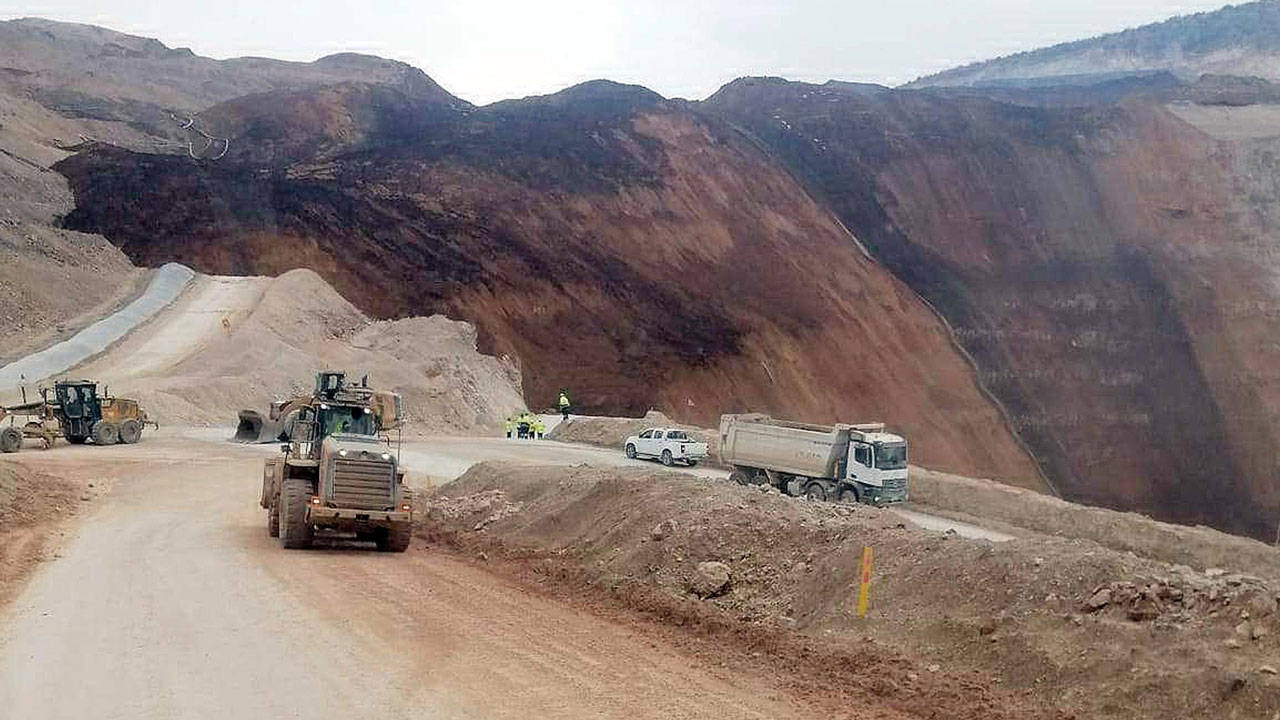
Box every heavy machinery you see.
[719,414,909,505]
[259,371,413,552]
[0,380,153,453]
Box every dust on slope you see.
[71,268,525,434]
[428,462,1280,720]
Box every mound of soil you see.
[0,461,100,605]
[426,462,1280,720]
[79,268,526,434]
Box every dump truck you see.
[0,380,153,453]
[718,414,908,505]
[259,371,413,551]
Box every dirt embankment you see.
[0,461,103,606]
[426,462,1280,720]
[548,411,721,460]
[911,467,1280,581]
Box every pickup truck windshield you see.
[874,443,907,470]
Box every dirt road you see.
[0,437,820,719]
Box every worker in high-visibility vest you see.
[558,390,571,421]
[533,417,546,439]
[504,416,516,439]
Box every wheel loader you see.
[0,380,153,453]
[259,371,413,552]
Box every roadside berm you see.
[425,462,1280,720]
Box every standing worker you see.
[533,416,546,440]
[558,389,571,421]
[504,415,516,439]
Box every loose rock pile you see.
[1083,565,1278,631]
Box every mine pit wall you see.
[54,107,1044,487]
[705,87,1280,539]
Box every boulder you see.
[690,561,732,598]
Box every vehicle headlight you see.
[381,453,391,461]
[338,449,348,457]
[364,408,372,414]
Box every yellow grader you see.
[0,379,154,453]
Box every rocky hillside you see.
[14,16,1280,540]
[912,0,1280,87]
[701,75,1280,539]
[53,78,1041,485]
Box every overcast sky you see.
[1,1,1234,104]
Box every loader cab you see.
[316,403,378,439]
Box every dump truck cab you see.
[845,426,909,505]
[260,371,412,552]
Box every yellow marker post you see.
[856,546,873,618]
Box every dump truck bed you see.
[718,414,852,479]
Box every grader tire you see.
[118,419,142,444]
[279,477,315,549]
[91,421,118,446]
[0,427,21,454]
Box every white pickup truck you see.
[624,428,709,467]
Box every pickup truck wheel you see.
[838,488,859,504]
[660,449,674,467]
[625,443,637,459]
[0,427,21,453]
[280,477,315,549]
[685,459,699,467]
[804,482,827,502]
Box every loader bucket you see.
[235,410,284,444]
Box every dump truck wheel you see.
[267,504,280,538]
[625,444,637,459]
[729,469,750,485]
[118,419,142,444]
[838,488,859,505]
[377,523,412,552]
[279,477,315,549]
[661,449,674,466]
[91,421,119,446]
[804,482,827,502]
[0,428,21,453]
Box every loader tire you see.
[279,477,315,549]
[118,419,142,444]
[661,449,674,467]
[0,427,21,453]
[625,443,637,459]
[377,523,412,552]
[91,421,118,446]
[267,503,280,538]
